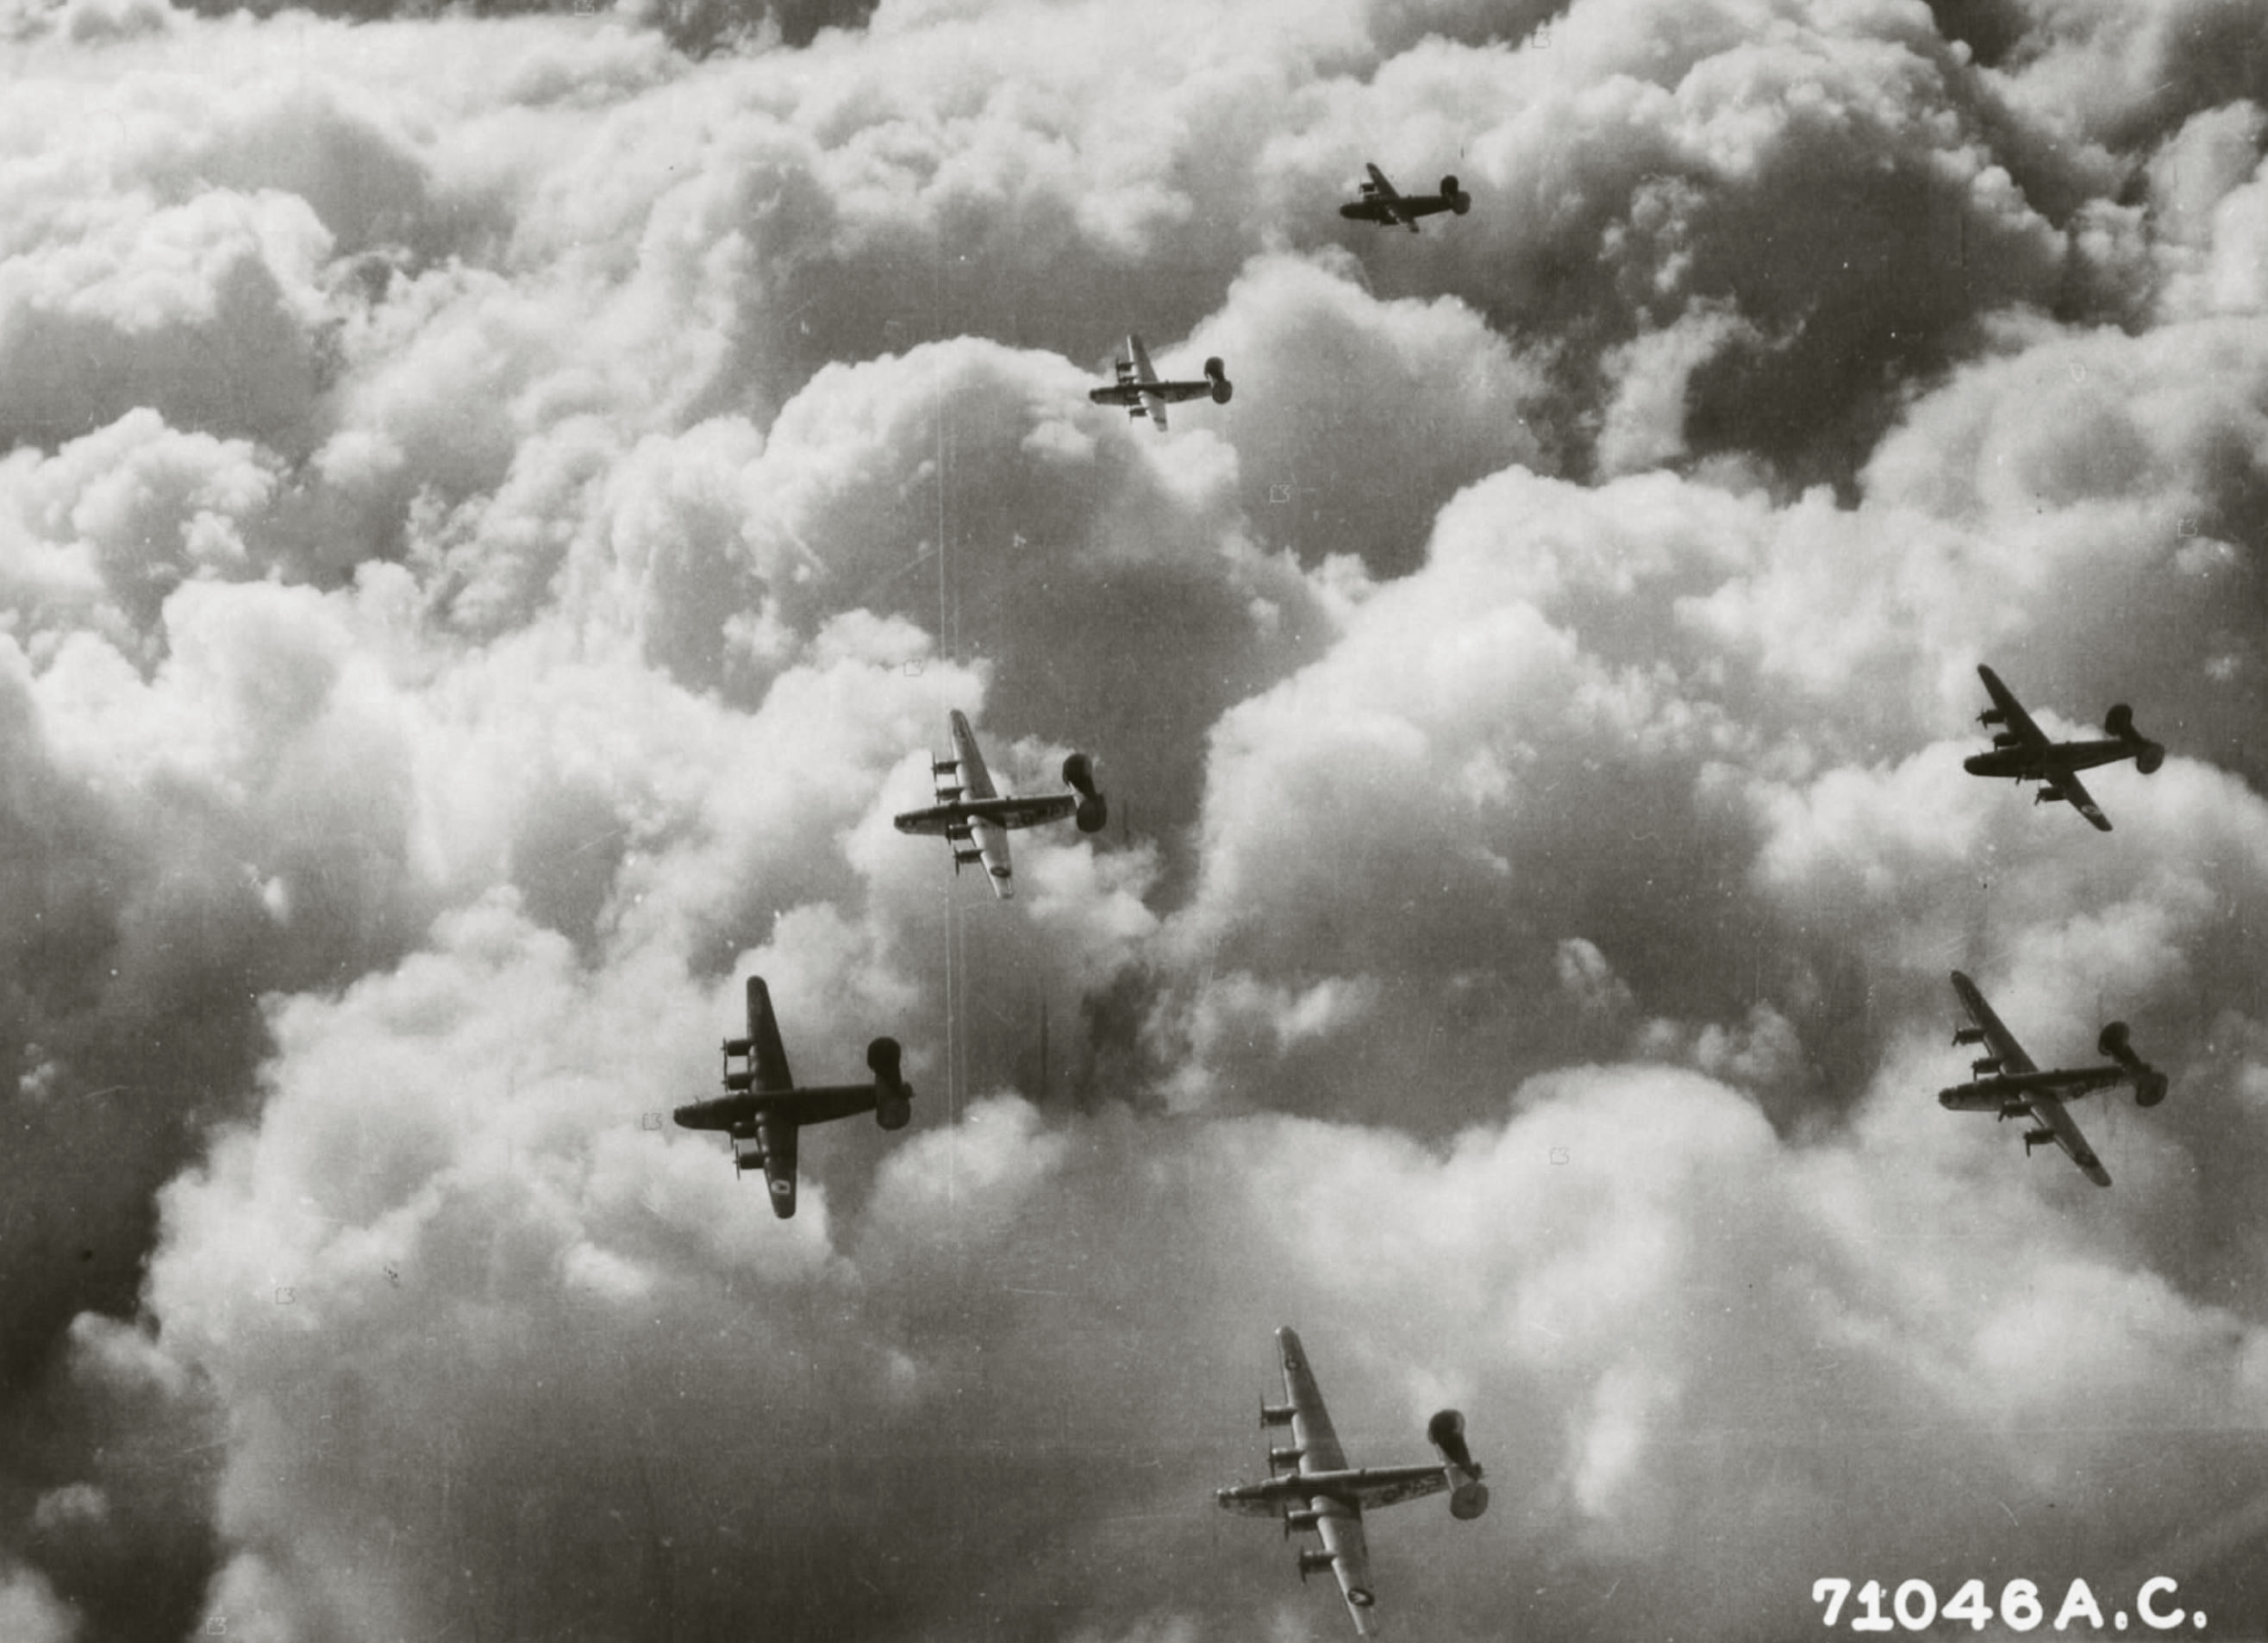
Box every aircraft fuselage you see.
[673,1080,889,1134]
[1963,738,2148,780]
[1937,1065,2128,1110]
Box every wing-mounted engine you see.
[1427,1409,1489,1520]
[869,1036,913,1128]
[1260,1399,1295,1427]
[1268,1444,1304,1473]
[2098,1021,2169,1107]
[1296,1547,1335,1582]
[2022,1127,2057,1154]
[1440,174,1471,213]
[1063,752,1109,833]
[2104,704,2165,773]
[1953,1026,1985,1046]
[1204,357,1234,403]
[2034,787,2067,805]
[1282,1505,1322,1540]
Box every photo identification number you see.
[1812,1577,2204,1633]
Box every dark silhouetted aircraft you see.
[1339,163,1471,232]
[673,977,912,1215]
[1217,1328,1487,1635]
[1940,971,2168,1188]
[1965,663,2163,831]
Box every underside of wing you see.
[1128,333,1159,385]
[1315,1509,1378,1635]
[1978,665,2050,749]
[2050,768,2113,830]
[1278,1328,1349,1472]
[754,1115,799,1216]
[1140,389,1170,430]
[2033,1095,2112,1186]
[948,710,998,799]
[746,977,796,1093]
[973,815,1014,899]
[1950,971,2038,1076]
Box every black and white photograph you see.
[3,0,2267,1637]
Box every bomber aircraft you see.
[1940,970,2168,1188]
[892,709,1107,900]
[1965,663,2164,831]
[1087,333,1232,432]
[1216,1327,1488,1636]
[673,976,912,1216]
[1338,162,1471,232]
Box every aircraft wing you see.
[1366,162,1419,232]
[1278,1328,1350,1472]
[1977,665,2049,750]
[971,815,1014,898]
[1313,1505,1379,1635]
[1950,971,2037,1075]
[2026,1088,2112,1187]
[948,711,998,800]
[947,711,1014,898]
[745,977,796,1093]
[2046,766,2113,831]
[1128,333,1171,430]
[754,1114,799,1217]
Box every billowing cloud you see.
[4,0,2268,1637]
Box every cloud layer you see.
[3,0,2268,1638]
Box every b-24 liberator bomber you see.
[1940,971,2168,1188]
[1087,333,1231,432]
[892,709,1106,901]
[673,976,912,1216]
[1965,663,2164,832]
[1217,1327,1488,1636]
[1338,162,1471,232]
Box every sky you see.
[1,0,2267,1637]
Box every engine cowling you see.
[1427,1409,1489,1520]
[869,1036,913,1129]
[1205,357,1234,403]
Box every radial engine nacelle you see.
[2097,1021,2168,1108]
[1063,751,1109,834]
[869,1036,914,1129]
[1427,1409,1489,1520]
